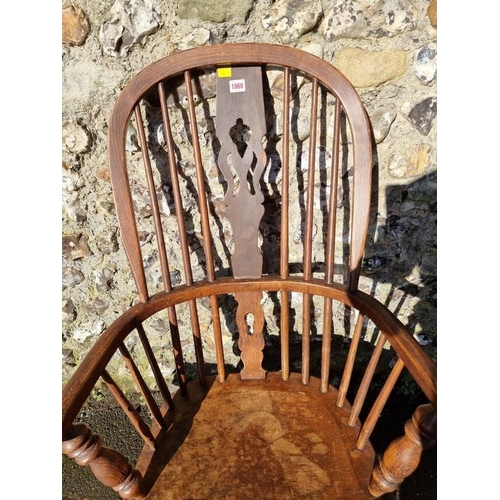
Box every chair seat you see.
[136,373,377,499]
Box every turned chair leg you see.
[369,403,437,497]
[62,422,146,500]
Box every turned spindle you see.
[369,403,437,497]
[62,422,146,500]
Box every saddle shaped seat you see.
[62,43,437,500]
[138,373,377,500]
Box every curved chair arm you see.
[62,303,144,437]
[348,290,437,409]
[63,276,436,437]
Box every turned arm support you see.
[62,422,146,500]
[369,403,437,497]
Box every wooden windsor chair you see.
[62,43,437,500]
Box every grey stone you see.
[62,267,85,289]
[199,297,212,311]
[138,231,154,245]
[126,122,141,152]
[178,0,254,24]
[402,97,437,135]
[262,0,323,44]
[99,0,162,58]
[370,104,397,144]
[142,253,157,270]
[170,270,182,286]
[62,191,87,222]
[363,255,391,272]
[96,228,119,254]
[81,299,108,314]
[414,333,432,346]
[62,299,77,324]
[149,317,169,332]
[131,183,173,217]
[62,349,76,366]
[95,267,115,292]
[73,320,106,343]
[62,234,92,260]
[62,166,87,222]
[211,198,228,219]
[299,42,324,60]
[62,171,85,193]
[97,198,116,215]
[62,120,91,154]
[323,0,416,41]
[414,43,437,85]
[158,362,177,379]
[174,27,213,51]
[94,298,109,314]
[152,269,182,287]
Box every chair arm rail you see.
[63,276,436,437]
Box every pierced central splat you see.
[216,66,267,379]
[216,67,267,280]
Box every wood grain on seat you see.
[139,373,376,500]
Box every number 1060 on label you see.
[229,79,246,93]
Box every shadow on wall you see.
[363,168,437,346]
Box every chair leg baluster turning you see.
[369,403,437,497]
[62,423,147,500]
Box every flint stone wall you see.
[62,0,437,391]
